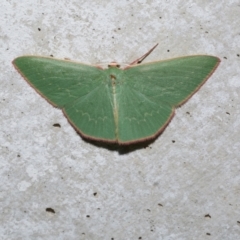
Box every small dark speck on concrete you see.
[86,215,90,218]
[93,192,97,196]
[205,214,211,218]
[46,208,55,213]
[167,49,170,52]
[50,55,54,57]
[226,112,230,115]
[158,203,163,206]
[223,56,227,59]
[38,28,41,31]
[237,54,240,57]
[206,233,211,236]
[172,140,175,143]
[139,237,142,239]
[237,221,240,224]
[53,123,61,128]
[17,154,20,157]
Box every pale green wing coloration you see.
[13,55,220,144]
[13,57,116,142]
[117,56,220,142]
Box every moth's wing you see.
[117,56,220,144]
[13,56,116,142]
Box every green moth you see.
[12,44,220,145]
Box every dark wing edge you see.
[176,56,221,107]
[118,55,221,145]
[62,109,118,144]
[13,57,59,108]
[12,56,103,108]
[117,108,175,145]
[13,56,119,144]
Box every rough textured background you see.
[0,1,240,239]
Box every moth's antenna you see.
[129,43,159,66]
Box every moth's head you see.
[108,62,121,68]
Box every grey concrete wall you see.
[0,1,239,239]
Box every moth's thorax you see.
[108,62,120,68]
[104,67,124,86]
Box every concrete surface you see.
[0,1,240,239]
